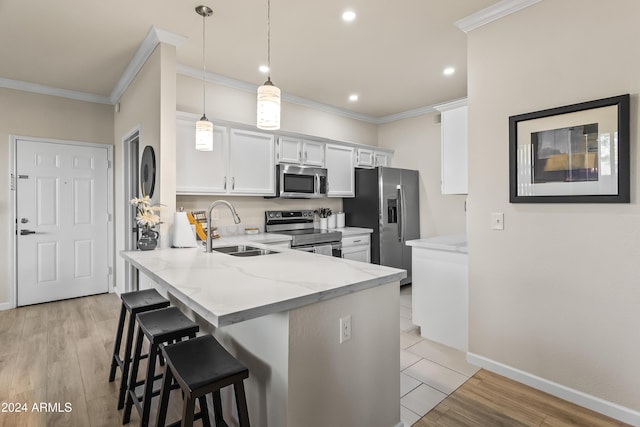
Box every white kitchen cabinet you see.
[228,129,275,195]
[176,118,228,194]
[355,148,374,168]
[406,236,468,352]
[374,151,390,167]
[176,117,275,196]
[325,144,355,197]
[436,99,468,195]
[341,233,371,263]
[276,137,324,167]
[356,148,392,168]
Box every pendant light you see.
[257,0,281,130]
[195,5,214,151]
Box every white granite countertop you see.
[121,241,405,327]
[406,234,467,254]
[209,232,292,246]
[338,227,373,236]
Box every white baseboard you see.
[0,302,14,311]
[467,352,640,426]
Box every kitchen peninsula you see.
[121,243,405,427]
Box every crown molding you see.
[434,97,467,112]
[109,26,187,104]
[0,77,111,104]
[455,0,542,33]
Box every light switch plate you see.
[491,212,504,230]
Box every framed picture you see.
[509,94,630,203]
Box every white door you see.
[16,139,110,306]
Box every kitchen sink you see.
[212,245,276,257]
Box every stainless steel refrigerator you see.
[343,167,420,285]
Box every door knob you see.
[20,218,29,223]
[20,230,37,235]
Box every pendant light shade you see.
[195,115,214,151]
[257,78,281,130]
[195,5,214,151]
[257,0,281,130]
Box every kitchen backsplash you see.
[176,195,343,233]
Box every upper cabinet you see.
[228,129,275,195]
[356,148,393,168]
[436,99,468,195]
[276,137,324,167]
[176,117,275,196]
[325,144,355,197]
[176,119,228,194]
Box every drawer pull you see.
[353,239,361,243]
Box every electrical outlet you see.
[211,209,219,220]
[340,315,352,343]
[491,212,504,230]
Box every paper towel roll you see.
[172,212,197,248]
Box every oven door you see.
[293,242,342,257]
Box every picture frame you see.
[509,94,630,203]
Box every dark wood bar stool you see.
[156,335,250,427]
[122,306,200,427]
[109,289,170,410]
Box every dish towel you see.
[313,244,333,256]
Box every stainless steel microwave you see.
[275,164,328,198]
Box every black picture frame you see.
[509,94,630,203]
[140,145,156,198]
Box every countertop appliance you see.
[272,165,328,198]
[265,210,341,256]
[343,167,420,285]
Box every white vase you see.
[327,215,337,229]
[319,218,328,230]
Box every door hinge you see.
[108,213,113,222]
[108,266,113,275]
[107,160,112,169]
[9,174,15,191]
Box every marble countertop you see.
[406,234,467,254]
[121,241,405,327]
[338,227,373,236]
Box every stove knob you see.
[268,212,274,218]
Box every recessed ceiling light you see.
[342,10,356,22]
[349,94,359,102]
[259,65,269,73]
[443,67,455,76]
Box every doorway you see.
[123,131,140,292]
[12,136,113,306]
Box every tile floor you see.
[398,285,480,426]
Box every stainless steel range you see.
[265,210,342,256]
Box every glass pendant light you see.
[195,5,214,151]
[257,0,281,130]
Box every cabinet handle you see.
[224,176,227,190]
[232,177,235,190]
[304,151,308,162]
[353,239,361,243]
[299,151,303,162]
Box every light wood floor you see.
[415,369,630,427]
[0,293,630,427]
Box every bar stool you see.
[122,306,200,427]
[109,289,170,409]
[156,335,250,427]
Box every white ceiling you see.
[0,0,499,119]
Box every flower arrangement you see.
[130,195,162,229]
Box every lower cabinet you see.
[341,233,371,263]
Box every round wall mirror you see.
[140,145,156,197]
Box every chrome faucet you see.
[206,200,241,252]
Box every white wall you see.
[378,113,467,237]
[114,43,177,293]
[0,88,113,305]
[177,74,378,145]
[467,0,640,421]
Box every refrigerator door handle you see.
[397,185,402,241]
[398,184,407,242]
